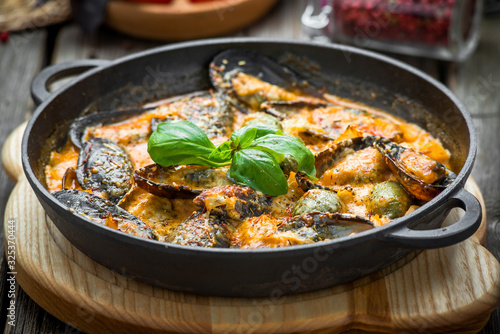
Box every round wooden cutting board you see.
[105,0,280,41]
[2,122,500,333]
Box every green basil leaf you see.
[251,135,317,177]
[231,132,241,149]
[231,125,282,142]
[251,146,285,164]
[148,121,224,167]
[208,140,234,163]
[238,127,257,149]
[228,149,288,196]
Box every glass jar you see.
[302,0,484,61]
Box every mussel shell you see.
[374,139,457,201]
[167,210,231,248]
[150,116,182,133]
[193,185,272,221]
[53,189,157,240]
[296,136,378,192]
[279,212,374,242]
[134,164,233,199]
[69,106,156,149]
[209,49,326,111]
[62,167,79,190]
[315,136,378,177]
[150,91,234,141]
[76,137,134,204]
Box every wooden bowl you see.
[105,0,280,41]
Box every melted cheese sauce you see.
[45,144,79,192]
[45,84,451,247]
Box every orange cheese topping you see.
[399,149,442,184]
[319,147,390,187]
[45,143,79,193]
[232,215,312,248]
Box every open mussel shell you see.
[296,136,378,192]
[53,189,157,240]
[69,106,156,149]
[279,212,374,242]
[150,91,234,141]
[193,185,272,221]
[141,91,208,133]
[76,137,134,204]
[374,139,457,201]
[134,164,233,199]
[315,136,379,176]
[168,185,273,248]
[209,49,327,111]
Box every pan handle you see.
[380,188,482,248]
[31,59,110,106]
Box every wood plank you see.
[245,0,305,39]
[0,29,46,212]
[52,24,163,63]
[447,17,500,334]
[0,29,47,333]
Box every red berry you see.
[0,31,9,44]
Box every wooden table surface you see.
[0,1,499,332]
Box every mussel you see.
[150,91,234,144]
[76,137,134,204]
[53,189,157,240]
[167,211,231,248]
[167,185,273,248]
[210,49,328,112]
[279,212,374,242]
[374,139,457,201]
[69,106,156,149]
[296,136,379,192]
[193,185,272,221]
[134,164,233,199]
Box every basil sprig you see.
[148,121,316,196]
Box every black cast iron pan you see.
[23,38,481,297]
